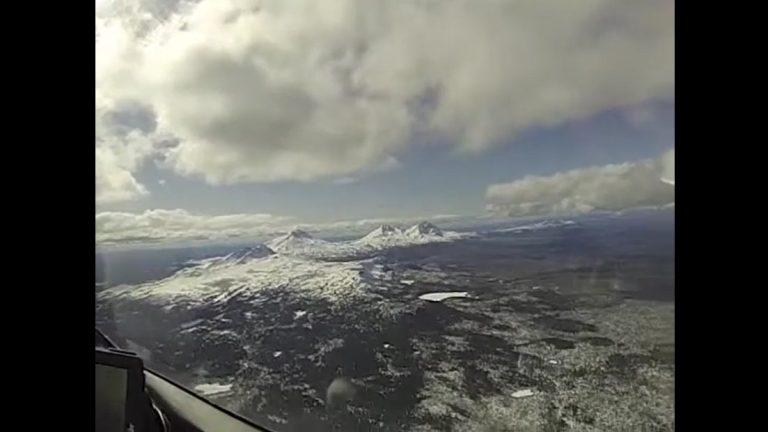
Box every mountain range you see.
[268,221,460,259]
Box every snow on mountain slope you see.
[98,254,385,307]
[359,224,402,242]
[266,229,364,259]
[97,221,471,311]
[267,229,316,251]
[97,222,467,310]
[180,245,275,271]
[405,222,443,238]
[354,222,463,249]
[214,245,275,265]
[266,222,467,259]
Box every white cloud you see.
[660,148,675,184]
[486,149,675,217]
[96,146,149,204]
[95,0,674,188]
[96,209,295,244]
[95,93,158,204]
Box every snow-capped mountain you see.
[98,254,382,308]
[360,224,402,241]
[263,222,466,259]
[356,222,459,248]
[267,229,316,251]
[405,222,444,238]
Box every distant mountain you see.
[405,222,444,238]
[259,222,467,259]
[359,222,451,246]
[360,224,403,242]
[267,229,317,252]
[282,229,313,240]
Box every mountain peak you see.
[365,224,402,238]
[358,224,404,243]
[378,224,399,234]
[268,228,315,251]
[406,221,443,237]
[283,228,312,239]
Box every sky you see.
[96,0,675,245]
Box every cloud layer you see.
[96,209,296,244]
[95,97,158,204]
[95,209,469,246]
[486,149,675,217]
[96,0,674,201]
